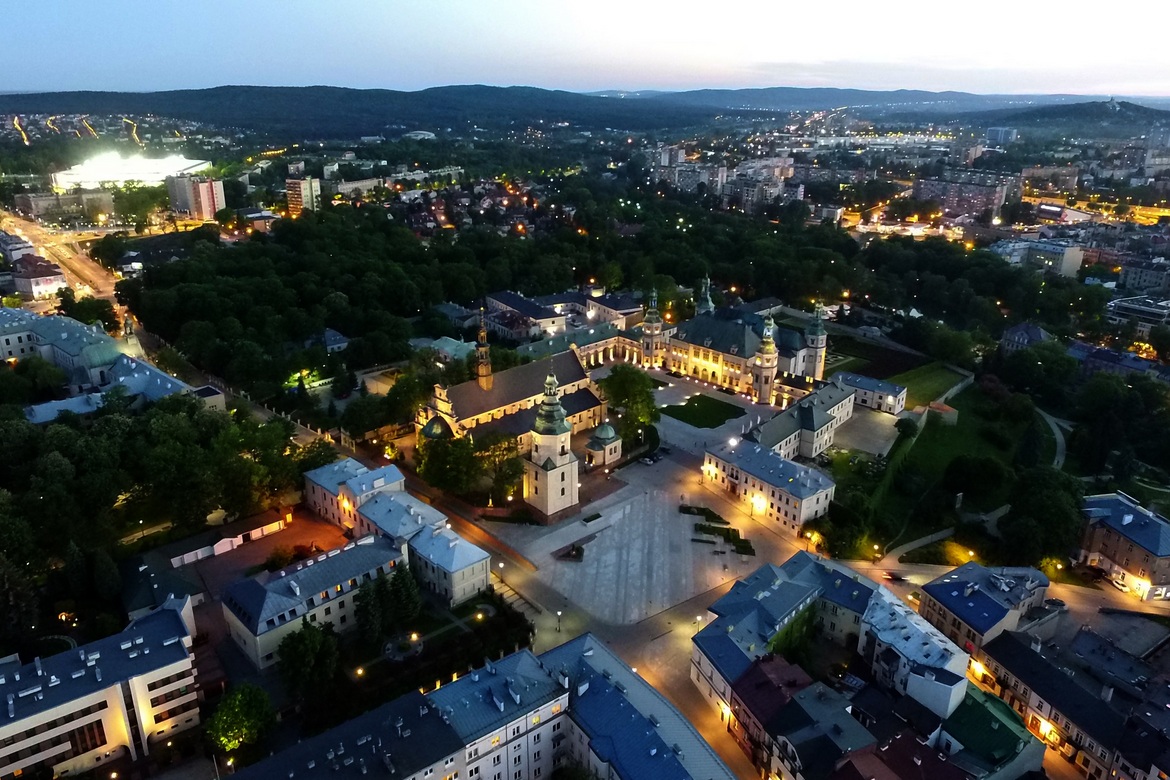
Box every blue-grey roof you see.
[706,442,835,499]
[752,380,854,450]
[472,386,602,439]
[426,649,563,742]
[0,307,124,368]
[342,464,405,497]
[25,393,105,423]
[833,372,906,398]
[1083,492,1170,557]
[358,492,445,541]
[231,691,465,780]
[408,526,490,574]
[303,457,365,497]
[0,599,191,725]
[516,323,621,360]
[922,563,1048,636]
[107,354,191,401]
[488,290,558,320]
[323,328,349,349]
[222,536,402,634]
[540,634,737,780]
[1001,322,1051,347]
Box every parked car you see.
[882,571,906,582]
[1111,579,1131,593]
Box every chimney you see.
[1030,636,1042,653]
[1102,685,1114,703]
[963,584,975,598]
[1123,514,1134,525]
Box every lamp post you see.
[556,610,562,633]
[497,561,505,587]
[804,532,813,552]
[213,756,233,780]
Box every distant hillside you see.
[0,85,727,136]
[638,86,1098,115]
[963,99,1170,125]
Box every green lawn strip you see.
[661,394,745,428]
[887,362,965,409]
[825,356,870,376]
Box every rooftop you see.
[0,599,191,724]
[303,457,367,497]
[231,691,465,780]
[832,372,907,398]
[222,536,402,635]
[922,562,1048,636]
[982,631,1126,748]
[342,464,405,499]
[541,633,738,780]
[444,350,589,422]
[863,589,964,671]
[706,442,835,500]
[1001,322,1053,346]
[426,649,563,743]
[107,354,191,402]
[1083,492,1170,557]
[730,655,814,730]
[941,684,1035,774]
[358,492,445,541]
[767,683,876,780]
[752,379,855,450]
[408,526,490,575]
[487,290,558,321]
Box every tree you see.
[277,619,339,702]
[598,364,660,441]
[215,208,235,227]
[417,436,481,495]
[354,579,385,653]
[207,683,275,752]
[1150,324,1170,362]
[474,431,524,501]
[57,288,119,334]
[0,554,38,649]
[894,418,918,439]
[998,467,1084,564]
[389,565,421,626]
[90,549,122,602]
[63,540,88,598]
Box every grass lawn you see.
[826,355,870,376]
[1036,414,1057,467]
[661,394,746,429]
[888,362,965,409]
[900,539,981,566]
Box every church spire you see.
[696,276,714,315]
[759,313,777,354]
[533,372,570,435]
[643,288,661,325]
[476,307,493,391]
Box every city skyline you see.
[9,0,1170,96]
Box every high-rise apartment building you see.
[286,177,321,217]
[165,176,225,221]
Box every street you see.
[2,210,119,300]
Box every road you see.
[1,210,119,300]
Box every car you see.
[639,457,654,465]
[1110,579,1131,593]
[882,572,905,582]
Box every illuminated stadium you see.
[51,152,211,190]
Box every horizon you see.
[8,1,1170,96]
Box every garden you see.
[660,393,745,428]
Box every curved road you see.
[1038,408,1068,468]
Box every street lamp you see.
[556,610,562,633]
[497,561,505,586]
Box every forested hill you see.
[0,85,725,136]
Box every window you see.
[513,755,522,766]
[552,722,561,732]
[532,751,541,761]
[493,755,501,766]
[325,607,332,616]
[533,734,540,744]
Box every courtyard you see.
[660,392,746,428]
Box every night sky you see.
[9,1,1170,96]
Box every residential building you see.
[221,535,403,668]
[768,683,876,780]
[989,239,1086,277]
[25,353,198,423]
[976,632,1126,779]
[1079,492,1170,600]
[727,656,814,771]
[0,307,126,393]
[405,525,490,606]
[0,598,199,780]
[0,230,35,263]
[13,255,67,299]
[831,730,970,780]
[231,691,467,780]
[937,685,1044,780]
[303,327,350,354]
[750,378,856,459]
[13,190,113,220]
[919,563,1050,652]
[486,290,567,337]
[691,555,876,721]
[985,128,1019,145]
[858,589,968,718]
[432,301,479,330]
[702,441,836,532]
[165,175,225,221]
[913,170,1017,217]
[286,177,321,217]
[1106,295,1170,338]
[522,372,581,517]
[535,288,645,330]
[302,457,405,529]
[352,490,445,544]
[427,648,566,780]
[1067,340,1170,384]
[832,372,906,414]
[999,322,1052,356]
[1119,257,1170,294]
[238,634,738,780]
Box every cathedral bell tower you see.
[696,276,715,315]
[751,314,780,405]
[804,303,828,381]
[522,373,580,516]
[641,289,665,369]
[476,308,493,391]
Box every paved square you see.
[830,406,900,456]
